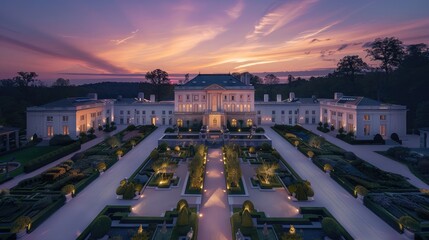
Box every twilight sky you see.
[1,0,428,80]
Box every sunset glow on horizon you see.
[1,0,428,80]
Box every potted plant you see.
[11,216,32,238]
[354,185,368,202]
[61,184,75,202]
[307,151,314,160]
[399,216,419,239]
[323,164,333,174]
[97,162,107,173]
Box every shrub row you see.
[23,142,81,173]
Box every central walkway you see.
[198,148,232,240]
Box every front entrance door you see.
[209,114,221,130]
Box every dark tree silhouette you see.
[14,72,39,87]
[365,37,405,75]
[263,73,279,84]
[250,75,263,85]
[52,78,71,87]
[145,69,170,100]
[336,55,368,81]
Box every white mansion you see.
[27,74,407,141]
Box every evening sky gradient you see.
[0,0,428,79]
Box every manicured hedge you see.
[23,142,81,173]
[364,196,402,232]
[28,195,66,232]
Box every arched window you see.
[247,119,253,127]
[177,119,183,127]
[231,119,237,127]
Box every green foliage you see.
[241,209,253,227]
[177,204,190,226]
[107,136,120,148]
[11,216,32,233]
[288,181,314,201]
[90,215,111,239]
[322,217,341,240]
[49,134,74,146]
[242,200,255,213]
[282,232,303,240]
[126,124,136,131]
[398,216,419,232]
[96,162,106,172]
[61,184,75,195]
[149,149,159,160]
[158,142,168,152]
[354,185,369,196]
[261,143,272,152]
[123,182,136,200]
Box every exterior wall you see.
[114,102,174,126]
[255,102,319,126]
[27,110,77,140]
[27,101,113,140]
[320,101,407,140]
[420,130,429,148]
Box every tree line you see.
[1,37,428,132]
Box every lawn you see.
[0,146,61,177]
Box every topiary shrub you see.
[255,127,264,133]
[242,200,255,213]
[61,184,75,195]
[330,125,335,131]
[323,164,333,172]
[123,183,135,200]
[241,209,253,228]
[307,151,314,159]
[176,205,190,226]
[399,216,419,232]
[176,199,189,211]
[248,147,256,154]
[90,215,111,239]
[11,216,32,233]
[354,185,368,197]
[49,134,74,146]
[116,185,125,195]
[158,142,169,152]
[416,208,429,220]
[391,133,401,144]
[107,136,120,148]
[322,217,341,240]
[373,134,385,144]
[97,162,107,172]
[260,143,272,152]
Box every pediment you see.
[205,84,225,90]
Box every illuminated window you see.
[47,126,54,137]
[63,126,69,135]
[231,119,237,127]
[380,125,386,136]
[363,115,370,121]
[177,119,183,127]
[247,119,253,127]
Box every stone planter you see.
[356,194,364,203]
[65,193,73,203]
[16,229,26,238]
[403,228,415,239]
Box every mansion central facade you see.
[27,74,407,141]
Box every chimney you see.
[240,73,250,85]
[264,94,269,102]
[87,93,97,100]
[289,92,295,101]
[150,94,155,102]
[138,92,144,101]
[334,92,343,100]
[277,94,282,102]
